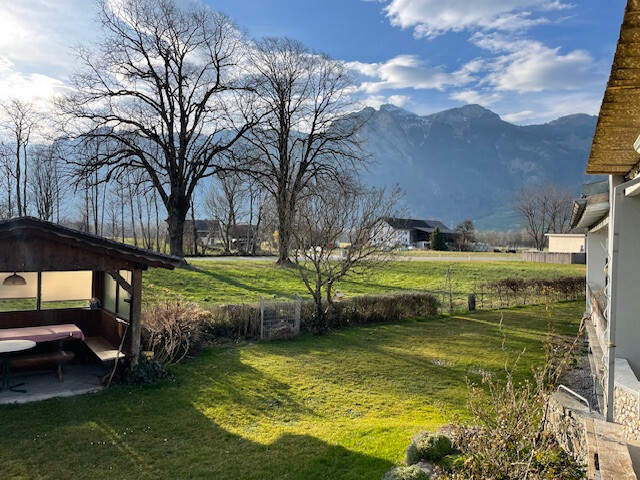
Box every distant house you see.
[545,233,586,253]
[184,219,257,249]
[184,219,218,246]
[380,217,457,247]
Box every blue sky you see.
[0,0,628,124]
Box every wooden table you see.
[0,339,36,393]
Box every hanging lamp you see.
[3,273,27,286]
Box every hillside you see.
[352,104,598,229]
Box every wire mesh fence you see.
[260,295,301,340]
[429,276,586,315]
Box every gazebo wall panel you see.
[0,236,138,272]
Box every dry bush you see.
[443,323,587,479]
[141,300,211,365]
[200,293,439,341]
[301,292,440,331]
[473,276,585,308]
[206,304,261,340]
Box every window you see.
[104,273,117,313]
[103,270,131,320]
[41,271,92,310]
[0,271,94,312]
[0,272,38,312]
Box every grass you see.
[144,259,585,308]
[0,301,582,480]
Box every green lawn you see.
[0,301,582,480]
[144,259,585,308]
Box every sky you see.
[0,0,628,124]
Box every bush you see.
[199,293,439,342]
[406,432,454,464]
[125,354,169,385]
[444,330,586,480]
[304,292,439,331]
[142,300,210,365]
[382,465,430,480]
[206,303,261,340]
[439,454,464,473]
[473,276,585,308]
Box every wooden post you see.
[130,269,143,367]
[468,294,476,311]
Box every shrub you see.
[200,293,439,342]
[406,432,454,464]
[206,303,261,340]
[439,454,464,473]
[382,465,430,480]
[473,276,585,308]
[444,327,586,480]
[125,354,169,385]
[303,292,439,331]
[142,300,210,365]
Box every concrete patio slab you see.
[0,364,108,405]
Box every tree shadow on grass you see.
[188,266,300,301]
[0,349,393,480]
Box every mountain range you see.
[351,104,599,230]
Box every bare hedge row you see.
[140,276,584,365]
[471,276,585,309]
[204,292,440,340]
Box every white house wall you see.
[587,229,607,296]
[548,235,586,253]
[609,176,640,376]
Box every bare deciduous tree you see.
[291,184,400,331]
[241,37,368,265]
[30,144,63,222]
[60,0,256,256]
[1,98,38,217]
[455,219,476,251]
[512,181,573,251]
[205,172,246,254]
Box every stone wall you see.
[614,386,640,441]
[547,393,588,464]
[613,358,640,441]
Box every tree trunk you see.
[314,292,325,333]
[15,142,22,216]
[22,144,27,216]
[166,198,190,257]
[276,202,293,265]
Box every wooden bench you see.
[10,351,76,382]
[85,337,123,363]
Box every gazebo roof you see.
[0,217,183,271]
[587,0,640,175]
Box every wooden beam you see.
[129,269,143,367]
[106,270,133,296]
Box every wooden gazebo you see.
[0,217,182,367]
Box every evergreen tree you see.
[430,227,446,251]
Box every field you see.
[144,259,585,308]
[0,301,582,480]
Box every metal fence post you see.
[294,295,301,333]
[260,296,265,339]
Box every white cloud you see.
[501,110,538,123]
[471,33,602,92]
[382,0,572,38]
[0,0,98,110]
[450,89,502,106]
[348,55,478,93]
[360,94,411,109]
[499,90,600,124]
[0,0,97,70]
